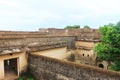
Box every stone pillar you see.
[0,60,4,79]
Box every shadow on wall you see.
[67,53,75,62]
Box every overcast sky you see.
[0,0,120,31]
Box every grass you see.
[17,67,35,80]
[17,76,34,80]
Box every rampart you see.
[0,36,76,55]
[0,29,120,80]
[28,54,120,80]
[0,28,101,54]
[40,28,101,41]
[0,28,100,41]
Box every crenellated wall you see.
[28,54,120,80]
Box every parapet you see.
[0,28,101,42]
[28,41,67,52]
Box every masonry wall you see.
[0,36,76,51]
[28,54,120,80]
[75,41,95,48]
[31,47,67,60]
[75,49,96,65]
[75,41,97,65]
[46,28,100,39]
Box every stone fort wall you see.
[28,54,120,80]
[0,28,100,41]
[41,28,100,40]
[0,36,76,55]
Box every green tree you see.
[116,21,120,26]
[94,23,120,71]
[83,25,90,29]
[65,25,80,29]
[108,23,115,26]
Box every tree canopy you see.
[83,25,90,29]
[65,25,80,29]
[94,22,120,71]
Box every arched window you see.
[82,53,84,56]
[98,64,104,68]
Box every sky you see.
[0,0,120,31]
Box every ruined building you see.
[0,28,120,80]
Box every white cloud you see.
[0,0,120,31]
[0,0,23,8]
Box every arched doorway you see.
[98,64,104,68]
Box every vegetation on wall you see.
[65,24,92,29]
[83,25,90,29]
[65,25,80,29]
[17,68,35,80]
[94,22,120,71]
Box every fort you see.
[0,28,120,80]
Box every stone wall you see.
[0,36,76,55]
[0,28,100,42]
[0,31,47,38]
[75,41,97,66]
[31,47,67,60]
[28,54,120,80]
[40,28,100,41]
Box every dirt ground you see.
[4,71,18,80]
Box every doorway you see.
[98,64,104,68]
[4,58,18,77]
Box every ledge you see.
[29,43,67,52]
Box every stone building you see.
[0,28,113,79]
[75,40,97,65]
[0,49,27,79]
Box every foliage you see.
[17,77,34,80]
[107,23,115,26]
[65,25,80,29]
[94,22,120,71]
[116,21,120,27]
[17,68,35,80]
[83,25,90,29]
